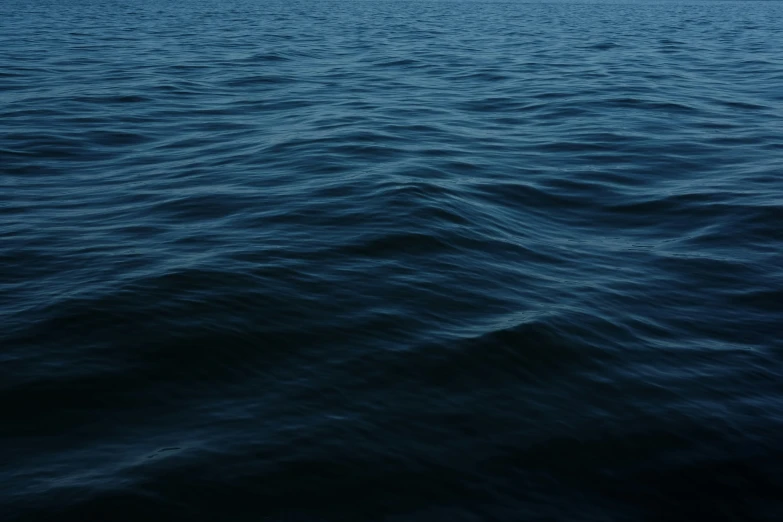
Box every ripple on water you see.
[2,0,783,520]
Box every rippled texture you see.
[2,0,783,520]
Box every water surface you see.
[2,0,783,520]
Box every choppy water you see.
[2,0,783,520]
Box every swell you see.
[2,0,783,520]
[4,308,782,521]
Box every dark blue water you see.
[2,0,783,520]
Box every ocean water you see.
[2,0,783,520]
